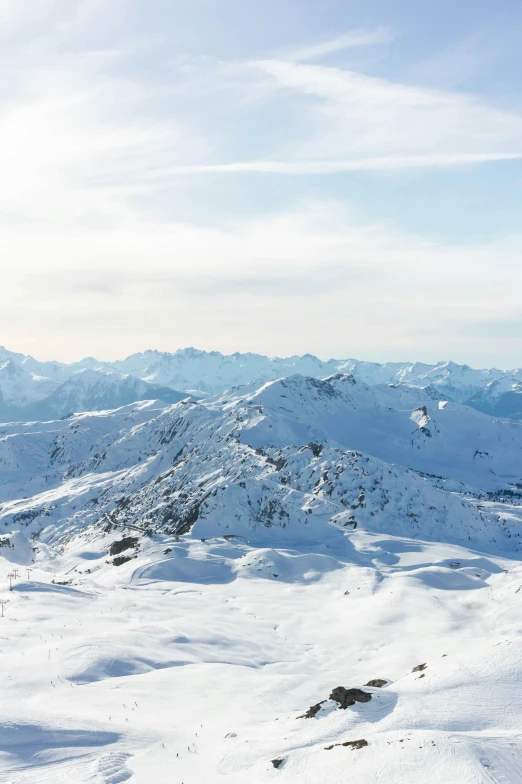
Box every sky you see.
[1,0,522,367]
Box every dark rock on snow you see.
[112,554,134,567]
[297,700,326,719]
[325,739,368,751]
[330,686,372,708]
[109,536,139,556]
[298,687,372,718]
[306,442,323,457]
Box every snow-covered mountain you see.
[3,345,522,421]
[112,349,522,410]
[111,348,522,417]
[0,361,187,421]
[21,369,187,421]
[0,358,59,408]
[112,348,340,397]
[1,372,521,540]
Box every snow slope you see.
[2,520,522,783]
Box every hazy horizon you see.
[2,341,520,372]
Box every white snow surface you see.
[1,369,522,782]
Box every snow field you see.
[1,527,522,783]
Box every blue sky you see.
[1,0,522,366]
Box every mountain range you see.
[2,345,522,421]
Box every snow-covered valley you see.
[1,362,522,783]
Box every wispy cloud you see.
[283,27,394,61]
[252,60,522,162]
[145,152,522,177]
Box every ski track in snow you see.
[449,735,522,784]
[5,751,132,784]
